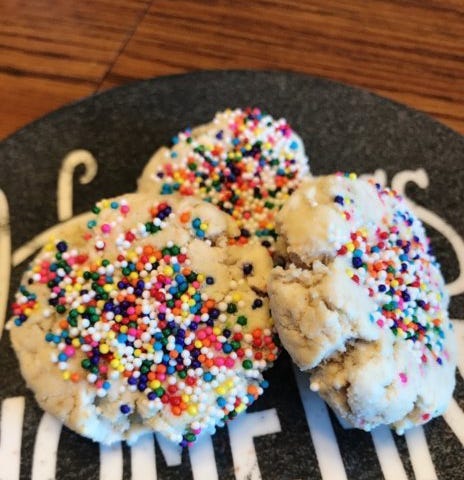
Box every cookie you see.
[9,193,278,445]
[268,173,457,433]
[138,107,309,252]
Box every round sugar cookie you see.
[9,193,278,445]
[268,173,457,433]
[137,107,309,251]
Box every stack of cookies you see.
[9,108,457,446]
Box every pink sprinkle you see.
[225,358,235,368]
[64,346,75,357]
[127,328,137,337]
[376,319,384,327]
[52,286,61,294]
[197,330,206,340]
[399,373,408,384]
[192,281,200,289]
[214,357,225,367]
[120,205,130,215]
[99,365,108,374]
[158,305,166,313]
[127,306,135,315]
[101,223,112,234]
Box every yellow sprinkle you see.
[150,380,161,389]
[129,272,138,280]
[391,280,399,288]
[120,325,128,333]
[134,349,141,357]
[74,284,82,292]
[103,284,113,292]
[236,404,246,413]
[187,405,198,416]
[200,223,208,231]
[213,327,221,336]
[115,314,123,322]
[188,299,196,307]
[226,379,234,388]
[194,340,203,349]
[110,359,120,369]
[164,266,174,276]
[97,300,105,309]
[197,274,205,282]
[349,173,357,180]
[72,339,81,347]
[101,199,110,208]
[77,306,85,314]
[62,371,70,381]
[24,308,32,316]
[148,255,157,263]
[232,293,241,302]
[118,365,125,373]
[99,344,109,354]
[346,243,355,252]
[216,386,226,395]
[264,142,272,150]
[182,394,190,403]
[108,331,116,340]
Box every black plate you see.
[0,71,463,480]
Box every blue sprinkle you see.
[352,257,363,268]
[334,195,344,205]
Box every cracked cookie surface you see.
[269,174,457,433]
[9,193,277,445]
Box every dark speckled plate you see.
[0,71,463,480]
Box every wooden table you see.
[1,0,463,140]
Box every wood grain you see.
[0,0,151,139]
[1,0,463,139]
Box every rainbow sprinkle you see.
[148,107,309,251]
[334,174,450,366]
[12,197,279,446]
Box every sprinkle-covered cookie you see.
[9,194,278,445]
[138,108,309,252]
[269,174,456,433]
